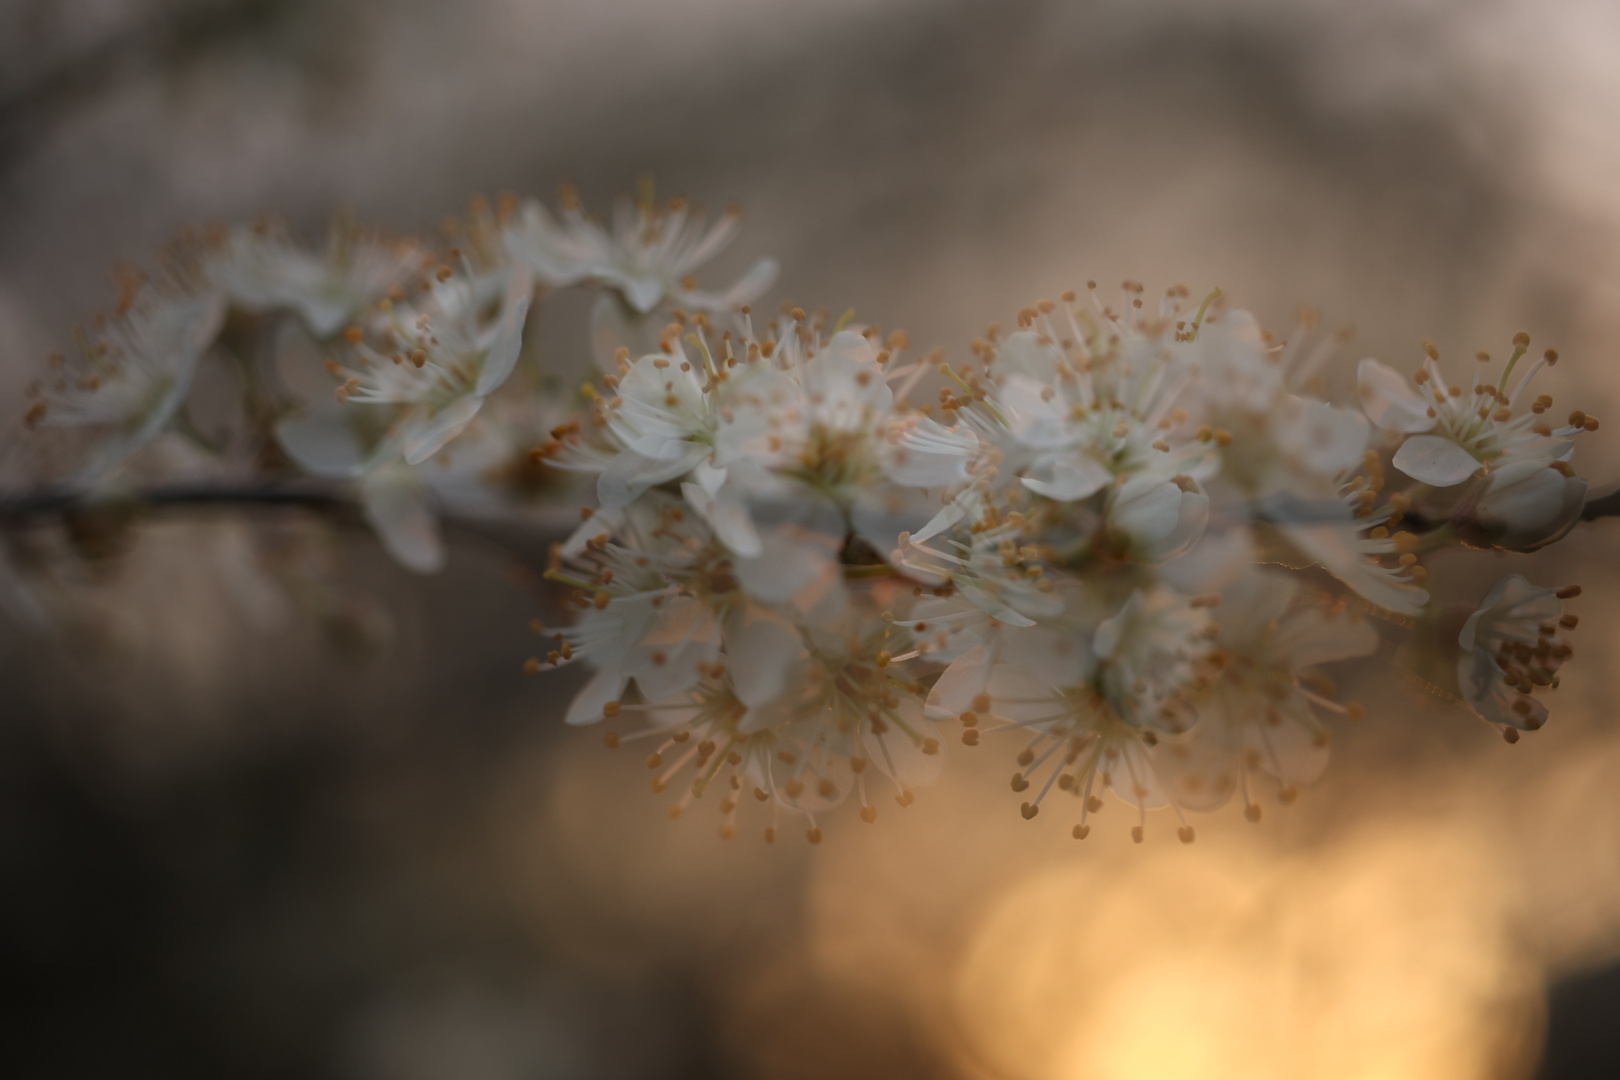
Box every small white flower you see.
[1178,306,1370,492]
[986,320,1213,503]
[1184,572,1376,814]
[578,584,942,841]
[926,587,1214,839]
[550,588,724,728]
[1357,334,1589,487]
[335,264,533,465]
[593,337,797,512]
[914,292,1222,565]
[505,185,777,314]
[1457,575,1578,736]
[212,219,422,338]
[30,290,225,484]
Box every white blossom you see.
[212,219,422,338]
[333,263,533,465]
[30,291,225,484]
[1183,572,1377,815]
[927,586,1214,840]
[1457,575,1578,736]
[1357,336,1589,486]
[505,186,776,314]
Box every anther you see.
[1020,802,1039,820]
[1131,826,1144,844]
[860,806,878,824]
[1072,824,1090,840]
[807,827,823,844]
[1178,826,1195,844]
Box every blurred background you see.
[5,1,1620,1077]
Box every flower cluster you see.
[8,185,1598,845]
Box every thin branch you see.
[1,482,1616,539]
[0,481,576,575]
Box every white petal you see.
[925,643,993,718]
[1277,396,1369,476]
[691,459,728,496]
[736,525,837,603]
[1279,608,1379,669]
[1159,525,1256,593]
[359,467,444,573]
[473,277,533,396]
[565,668,630,726]
[1357,358,1436,433]
[996,332,1065,382]
[597,445,708,510]
[1109,476,1183,543]
[1283,520,1428,616]
[402,394,486,465]
[275,412,371,478]
[724,604,803,707]
[681,478,761,557]
[1391,434,1481,486]
[1021,454,1112,502]
[1473,461,1586,550]
[623,274,665,314]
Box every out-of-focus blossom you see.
[1457,575,1579,737]
[211,218,423,339]
[27,290,224,484]
[1188,572,1377,814]
[505,185,777,315]
[587,590,942,843]
[927,586,1214,840]
[540,308,954,562]
[332,263,533,465]
[1358,336,1588,484]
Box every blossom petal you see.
[358,467,444,573]
[1391,434,1481,486]
[565,668,631,726]
[1471,461,1586,551]
[725,604,803,707]
[1357,358,1436,433]
[473,273,533,396]
[925,643,993,719]
[597,445,709,510]
[402,394,486,465]
[275,412,372,478]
